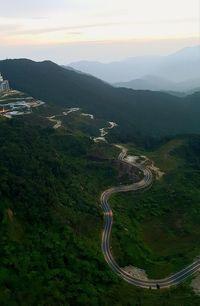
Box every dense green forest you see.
[1,116,200,305]
[0,59,200,139]
[0,118,119,305]
[0,62,200,305]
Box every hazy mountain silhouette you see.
[115,75,200,94]
[69,45,200,91]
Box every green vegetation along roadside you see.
[0,117,200,305]
[110,136,200,282]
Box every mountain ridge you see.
[0,58,200,139]
[69,45,200,86]
[115,75,200,94]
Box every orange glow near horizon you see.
[0,0,199,45]
[0,0,199,62]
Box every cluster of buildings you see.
[0,73,10,93]
[0,101,31,116]
[0,100,45,117]
[0,72,45,117]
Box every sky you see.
[0,0,199,63]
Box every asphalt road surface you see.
[100,148,200,289]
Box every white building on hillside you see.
[0,73,10,93]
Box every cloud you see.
[15,22,123,35]
[0,0,198,48]
[0,0,67,17]
[4,18,198,37]
[0,36,199,64]
[0,24,22,34]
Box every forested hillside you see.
[0,59,200,138]
[0,117,118,305]
[0,117,200,305]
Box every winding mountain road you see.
[100,147,200,289]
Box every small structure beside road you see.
[0,73,10,93]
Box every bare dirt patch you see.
[191,271,200,295]
[123,266,149,280]
[6,208,14,222]
[124,154,165,180]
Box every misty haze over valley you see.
[69,45,200,94]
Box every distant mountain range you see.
[69,45,200,93]
[0,58,200,140]
[115,75,200,95]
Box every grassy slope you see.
[110,137,200,280]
